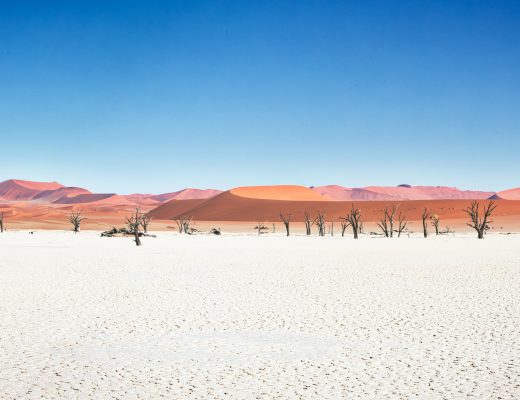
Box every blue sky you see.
[0,0,518,193]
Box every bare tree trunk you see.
[0,212,4,233]
[279,212,291,236]
[134,229,142,246]
[386,206,396,237]
[314,211,326,236]
[141,214,152,233]
[422,208,430,238]
[341,205,362,239]
[126,208,143,246]
[304,212,312,235]
[397,212,408,237]
[341,221,348,237]
[377,210,389,237]
[431,214,440,235]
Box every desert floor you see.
[1,231,520,399]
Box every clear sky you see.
[0,0,518,194]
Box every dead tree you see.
[439,226,455,236]
[314,211,326,236]
[329,221,334,236]
[397,212,408,237]
[0,211,4,233]
[431,214,440,235]
[340,220,349,237]
[464,201,497,239]
[140,214,152,233]
[340,205,362,239]
[125,208,143,246]
[422,208,431,238]
[304,212,312,235]
[377,206,397,237]
[253,223,269,235]
[387,206,397,237]
[68,211,86,233]
[279,212,292,236]
[173,216,192,234]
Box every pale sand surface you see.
[1,231,520,399]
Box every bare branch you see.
[279,212,292,236]
[464,201,497,239]
[68,210,86,233]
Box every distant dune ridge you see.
[0,179,221,205]
[493,188,520,200]
[311,184,495,201]
[0,179,64,201]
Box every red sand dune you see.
[495,188,520,200]
[121,194,162,205]
[148,190,520,231]
[312,185,494,201]
[147,199,209,220]
[32,187,92,203]
[0,179,64,201]
[312,185,392,201]
[53,193,134,205]
[150,188,222,203]
[230,185,327,201]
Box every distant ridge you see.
[0,179,222,206]
[312,185,494,201]
[0,179,513,207]
[494,188,520,200]
[0,179,64,201]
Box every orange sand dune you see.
[151,188,223,202]
[495,188,520,200]
[147,199,209,220]
[52,193,134,205]
[32,187,91,202]
[148,191,520,231]
[0,179,64,201]
[231,185,328,201]
[121,194,161,205]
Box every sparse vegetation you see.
[304,212,312,235]
[464,201,497,239]
[125,208,143,246]
[397,212,408,237]
[431,214,440,235]
[140,214,152,233]
[377,206,397,237]
[340,205,362,239]
[0,211,5,233]
[68,211,86,233]
[173,216,193,234]
[279,212,291,236]
[422,208,431,238]
[314,211,326,237]
[253,223,269,235]
[340,219,349,237]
